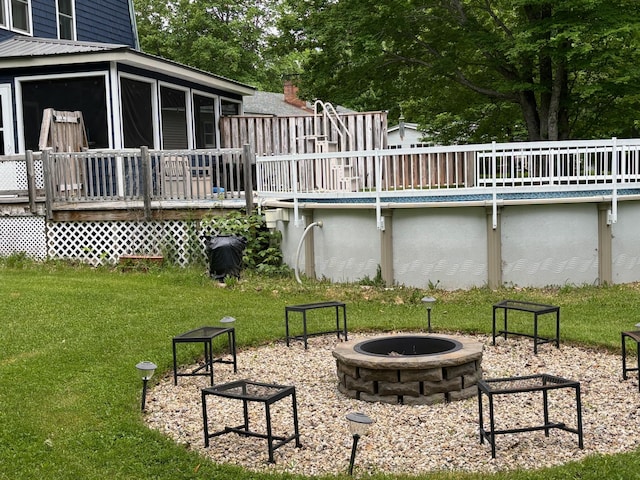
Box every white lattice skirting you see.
[0,217,205,266]
[0,216,47,258]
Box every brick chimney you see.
[283,80,307,109]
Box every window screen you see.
[194,94,216,148]
[160,86,187,149]
[21,76,108,151]
[121,77,154,148]
[221,100,239,116]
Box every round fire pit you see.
[333,334,483,405]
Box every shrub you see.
[201,210,290,276]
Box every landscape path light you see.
[422,296,436,333]
[346,412,374,475]
[136,361,157,411]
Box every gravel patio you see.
[145,332,640,477]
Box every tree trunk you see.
[519,90,541,141]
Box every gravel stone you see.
[144,332,640,476]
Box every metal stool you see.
[621,330,640,391]
[202,379,302,463]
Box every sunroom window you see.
[194,94,216,148]
[160,86,188,149]
[221,99,240,116]
[120,77,154,148]
[21,76,108,151]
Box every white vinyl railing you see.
[256,138,640,229]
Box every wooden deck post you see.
[25,150,37,214]
[243,143,254,213]
[141,146,152,221]
[42,148,53,221]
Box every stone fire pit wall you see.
[332,334,484,405]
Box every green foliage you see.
[201,210,289,276]
[133,0,294,91]
[133,0,640,141]
[358,265,385,286]
[159,234,180,265]
[185,220,207,267]
[278,0,640,142]
[1,251,32,268]
[116,256,165,273]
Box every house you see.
[242,80,353,117]
[387,121,432,148]
[0,0,255,155]
[243,81,313,116]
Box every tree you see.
[134,0,290,90]
[277,0,640,142]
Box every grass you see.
[1,259,640,479]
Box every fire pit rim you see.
[332,333,484,369]
[353,335,463,357]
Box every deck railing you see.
[0,151,44,213]
[0,146,252,218]
[256,138,640,228]
[4,138,640,227]
[43,147,246,203]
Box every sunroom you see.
[0,35,255,155]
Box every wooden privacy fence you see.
[381,150,476,189]
[220,111,388,155]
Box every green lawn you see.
[1,260,639,480]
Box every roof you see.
[243,91,312,116]
[243,90,355,117]
[0,36,129,56]
[0,36,256,97]
[388,122,419,133]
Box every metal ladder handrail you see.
[313,100,353,151]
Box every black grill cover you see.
[204,235,247,280]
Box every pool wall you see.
[273,198,640,289]
[501,203,599,287]
[612,202,640,284]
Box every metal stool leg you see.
[622,332,628,379]
[576,384,584,449]
[292,390,302,448]
[636,339,640,392]
[265,403,275,463]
